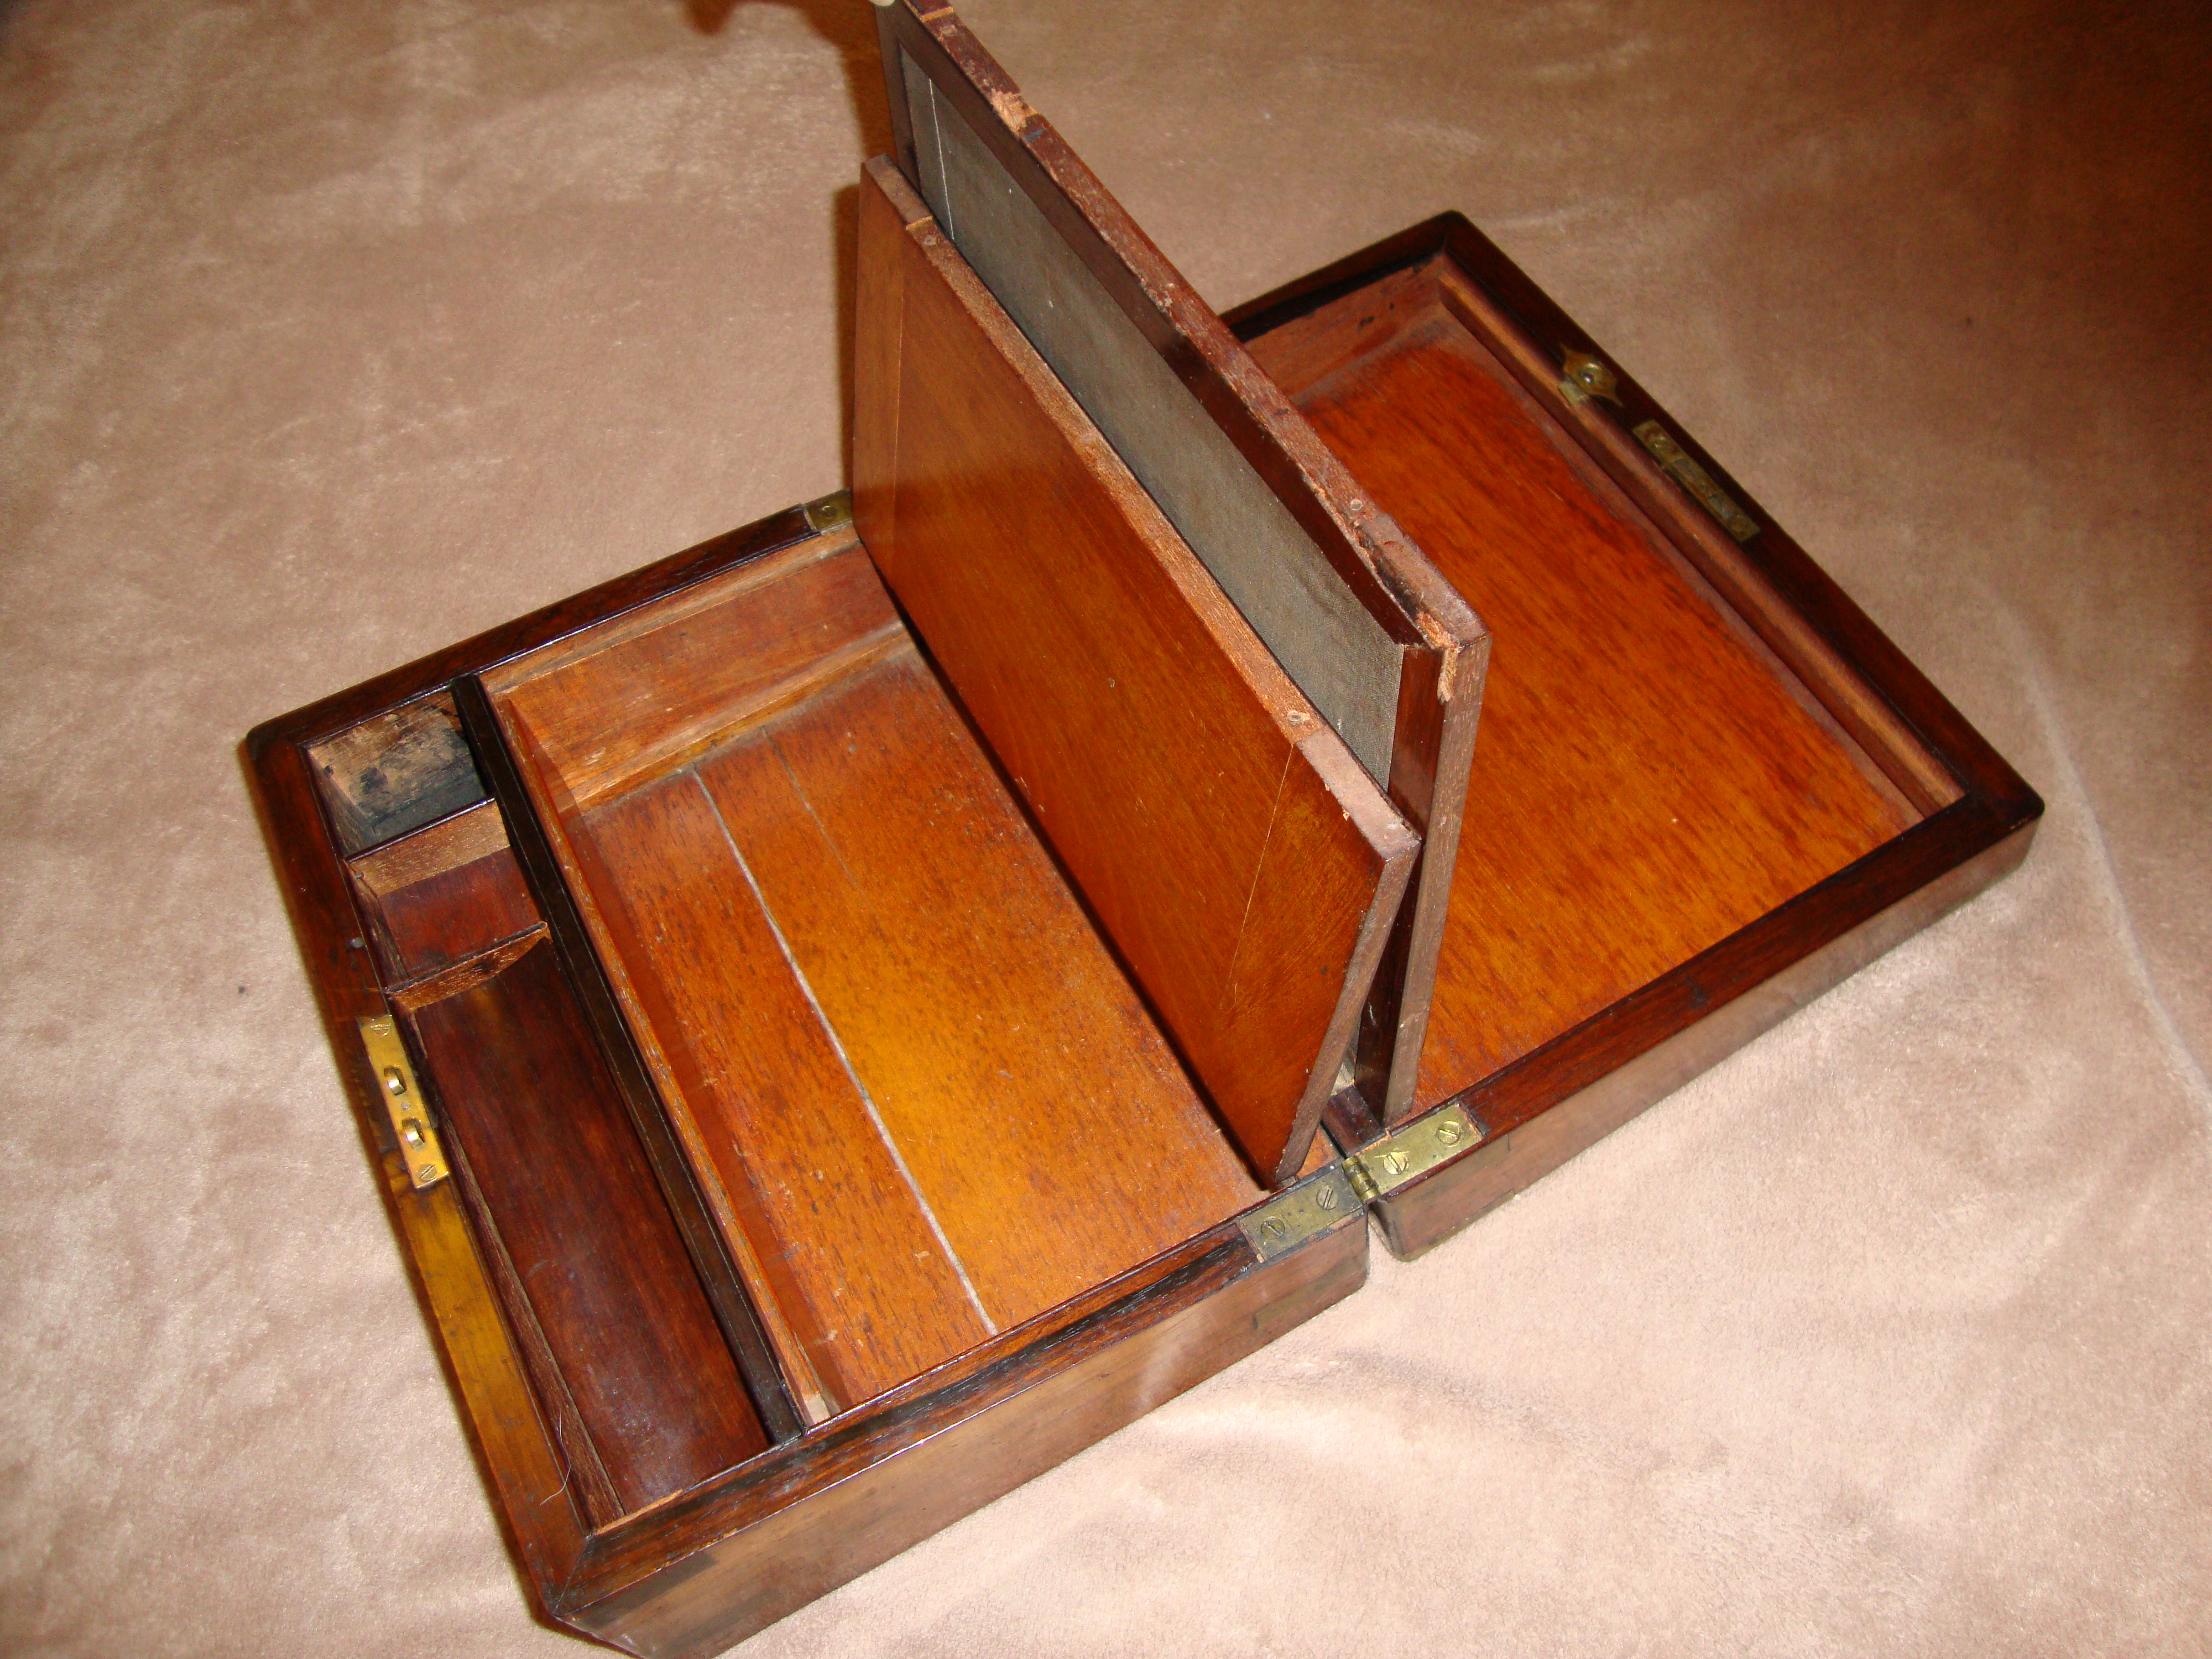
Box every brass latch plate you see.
[1344,1103,1480,1203]
[1632,419,1760,542]
[358,1015,450,1190]
[1239,1164,1363,1264]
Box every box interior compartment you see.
[1239,253,1947,1110]
[479,530,1277,1427]
[312,707,775,1523]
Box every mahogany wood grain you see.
[1426,259,1963,817]
[457,674,811,1444]
[242,731,594,1601]
[566,758,993,1417]
[486,530,903,809]
[558,1208,1368,1659]
[255,508,820,756]
[1248,305,1915,1104]
[435,1107,624,1529]
[1366,819,2039,1259]
[851,156,910,576]
[697,651,1265,1331]
[1240,215,2039,1255]
[409,938,770,1516]
[875,6,1489,1128]
[854,157,1416,1185]
[493,529,1268,1407]
[349,802,538,987]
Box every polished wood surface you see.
[697,653,1265,1327]
[854,157,1416,1184]
[1246,287,1916,1103]
[411,938,771,1517]
[877,0,1488,1128]
[489,534,905,809]
[349,802,539,987]
[570,760,992,1417]
[243,732,596,1600]
[560,1208,1368,1659]
[1240,216,2038,1256]
[493,538,1267,1415]
[1361,822,2040,1260]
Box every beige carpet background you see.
[3,0,2207,1652]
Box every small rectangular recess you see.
[307,692,487,855]
[407,936,773,1517]
[346,800,539,987]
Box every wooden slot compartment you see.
[345,800,539,993]
[316,757,776,1519]
[1240,255,1934,1110]
[483,530,1273,1426]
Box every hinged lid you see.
[870,0,1486,1125]
[854,154,1414,1185]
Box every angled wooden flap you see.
[874,0,1486,1123]
[854,156,1416,1186]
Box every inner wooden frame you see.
[476,529,1285,1426]
[1225,215,2041,1244]
[247,502,1371,1657]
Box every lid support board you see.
[854,155,1416,1185]
[872,0,1486,1123]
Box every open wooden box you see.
[246,4,2042,1653]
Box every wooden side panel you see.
[697,653,1264,1332]
[1365,818,2039,1260]
[879,6,1490,1130]
[493,534,902,809]
[565,760,993,1415]
[244,733,594,1603]
[358,852,538,987]
[561,1215,1369,1659]
[854,158,1416,1185]
[409,939,771,1515]
[851,164,910,569]
[1250,305,1915,1103]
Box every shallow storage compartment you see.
[476,530,1284,1424]
[1226,220,2038,1255]
[1242,251,1927,1104]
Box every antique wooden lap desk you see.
[247,4,2041,1653]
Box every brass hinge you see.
[1239,1163,1363,1264]
[802,490,854,533]
[1632,419,1760,542]
[358,1015,450,1190]
[1342,1102,1480,1203]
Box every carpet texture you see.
[3,0,2207,1653]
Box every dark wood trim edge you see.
[1374,811,2039,1259]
